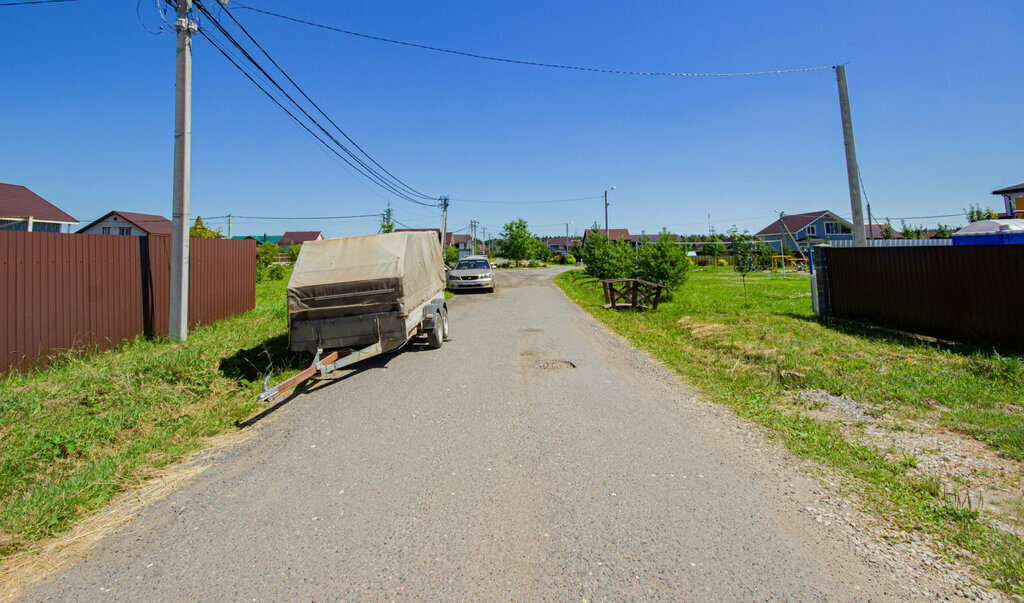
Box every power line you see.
[213,2,435,203]
[187,0,440,208]
[0,0,80,5]
[233,3,834,78]
[451,195,603,205]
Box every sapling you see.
[729,228,755,306]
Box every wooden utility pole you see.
[440,196,449,256]
[170,0,195,341]
[835,65,867,247]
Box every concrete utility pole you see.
[835,65,867,248]
[604,186,615,235]
[440,196,449,256]
[169,0,195,342]
[779,212,787,278]
[227,214,232,239]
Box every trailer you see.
[259,231,449,403]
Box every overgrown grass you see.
[557,267,1024,594]
[0,271,303,560]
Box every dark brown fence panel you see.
[822,245,1024,348]
[1,231,256,372]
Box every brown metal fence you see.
[816,245,1024,348]
[2,231,256,372]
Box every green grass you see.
[0,270,305,560]
[557,266,1024,594]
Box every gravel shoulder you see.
[24,267,960,600]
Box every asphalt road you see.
[28,267,935,600]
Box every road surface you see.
[27,267,945,600]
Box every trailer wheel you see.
[427,309,444,349]
[441,307,450,340]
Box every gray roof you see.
[992,183,1024,195]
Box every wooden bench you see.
[600,278,667,311]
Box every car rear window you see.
[455,260,489,270]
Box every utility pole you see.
[780,212,787,278]
[227,214,232,239]
[835,65,867,248]
[866,202,873,243]
[169,0,195,342]
[440,196,449,257]
[604,187,615,235]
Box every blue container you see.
[952,232,1024,246]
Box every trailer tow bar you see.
[258,341,384,404]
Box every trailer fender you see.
[419,298,447,331]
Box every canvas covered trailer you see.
[259,231,449,402]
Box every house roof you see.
[232,234,282,245]
[546,236,578,247]
[992,183,1024,196]
[628,233,681,243]
[0,183,77,224]
[77,210,172,235]
[865,223,904,239]
[448,233,472,245]
[584,228,631,241]
[279,231,323,246]
[755,211,836,236]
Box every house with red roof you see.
[755,210,855,253]
[0,183,78,233]
[582,228,631,248]
[77,211,172,237]
[279,231,324,247]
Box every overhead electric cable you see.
[0,0,80,5]
[451,195,603,204]
[233,2,834,77]
[187,0,440,208]
[214,2,436,202]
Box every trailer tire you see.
[427,309,445,349]
[440,306,450,340]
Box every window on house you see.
[806,225,816,236]
[825,222,853,235]
[119,227,132,235]
[102,227,111,235]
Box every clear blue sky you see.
[2,1,1021,239]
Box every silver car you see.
[447,256,495,293]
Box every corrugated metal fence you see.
[2,231,255,372]
[815,245,1024,348]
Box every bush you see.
[257,243,279,268]
[528,260,540,268]
[268,264,286,280]
[565,254,576,265]
[634,229,689,298]
[717,258,729,267]
[284,244,301,264]
[582,225,613,279]
[255,264,268,282]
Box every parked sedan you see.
[447,256,495,293]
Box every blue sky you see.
[2,1,1021,239]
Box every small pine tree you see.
[582,224,613,280]
[190,216,222,239]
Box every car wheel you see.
[427,309,444,349]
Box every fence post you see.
[812,245,832,318]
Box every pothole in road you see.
[536,360,576,370]
[520,328,542,333]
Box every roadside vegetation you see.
[0,269,304,561]
[557,266,1024,594]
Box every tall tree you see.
[500,218,535,261]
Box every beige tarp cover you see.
[287,231,445,322]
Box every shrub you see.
[528,259,540,268]
[582,224,614,280]
[717,258,729,267]
[257,243,279,268]
[284,244,301,264]
[268,264,286,280]
[565,254,576,265]
[255,264,268,282]
[634,229,689,298]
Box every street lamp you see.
[604,187,615,235]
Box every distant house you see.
[232,234,283,246]
[77,210,171,237]
[546,236,579,256]
[756,211,855,253]
[279,231,323,247]
[582,228,631,248]
[394,228,475,256]
[992,182,1024,219]
[0,183,78,232]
